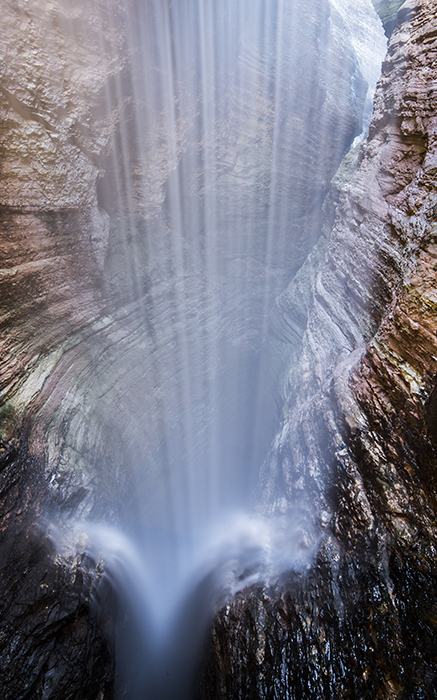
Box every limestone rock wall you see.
[0,1,126,696]
[203,1,437,697]
[372,0,406,36]
[0,0,375,526]
[0,0,127,209]
[0,0,389,697]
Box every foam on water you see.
[50,509,317,698]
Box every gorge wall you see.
[1,0,436,698]
[201,1,437,698]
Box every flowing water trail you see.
[58,512,315,699]
[46,0,386,696]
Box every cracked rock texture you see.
[0,0,426,697]
[0,0,128,209]
[0,1,126,696]
[201,1,437,698]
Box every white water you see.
[52,511,315,698]
[47,0,386,696]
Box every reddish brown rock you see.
[0,0,412,697]
[203,1,437,698]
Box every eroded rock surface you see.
[0,0,399,697]
[0,440,114,699]
[202,1,437,698]
[372,0,406,36]
[0,0,128,209]
[0,1,125,695]
[1,0,376,521]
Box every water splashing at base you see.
[43,0,386,696]
[50,510,317,699]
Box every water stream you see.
[52,0,386,696]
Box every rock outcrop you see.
[0,1,126,696]
[0,0,414,697]
[202,1,437,697]
[0,0,375,526]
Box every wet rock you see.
[0,0,376,519]
[201,1,437,698]
[372,0,406,37]
[0,0,124,695]
[0,435,115,700]
[0,0,392,698]
[0,0,126,209]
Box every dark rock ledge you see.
[0,431,115,699]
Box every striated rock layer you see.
[372,0,406,36]
[0,0,373,516]
[0,1,125,696]
[0,0,380,697]
[4,0,429,698]
[202,1,437,698]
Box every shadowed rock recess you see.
[1,0,437,698]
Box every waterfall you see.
[42,0,387,696]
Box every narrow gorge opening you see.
[6,0,427,698]
[78,2,387,697]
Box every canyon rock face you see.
[202,1,437,698]
[0,0,416,698]
[0,0,374,514]
[0,0,127,210]
[0,2,373,518]
[0,1,128,696]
